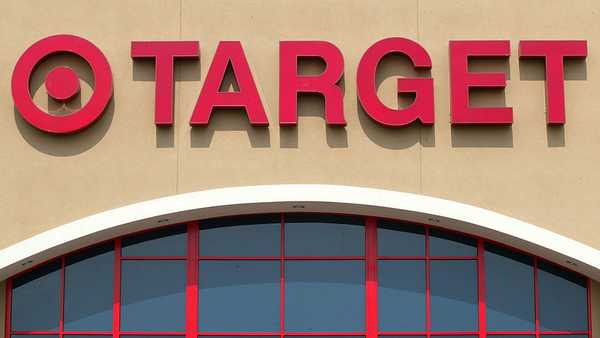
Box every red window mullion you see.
[425,226,431,338]
[365,217,378,338]
[120,332,185,336]
[539,331,590,335]
[113,239,122,338]
[477,240,486,338]
[58,332,112,335]
[4,278,12,338]
[11,331,60,335]
[121,256,187,261]
[430,332,479,336]
[187,222,200,338]
[377,256,478,261]
[196,332,279,336]
[534,257,540,338]
[285,332,365,336]
[1,215,593,338]
[60,257,66,338]
[587,279,592,338]
[280,213,285,338]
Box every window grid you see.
[5,213,593,338]
[197,214,365,336]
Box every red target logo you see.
[12,34,113,134]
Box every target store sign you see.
[11,34,587,134]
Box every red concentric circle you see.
[12,34,113,134]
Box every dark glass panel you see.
[200,214,280,256]
[430,260,478,331]
[198,261,280,331]
[488,336,535,338]
[538,261,588,331]
[11,260,61,331]
[377,220,425,256]
[64,243,114,331]
[429,229,477,257]
[284,214,364,256]
[121,260,186,331]
[378,260,426,331]
[285,260,365,331]
[485,244,534,331]
[11,336,58,338]
[122,225,187,257]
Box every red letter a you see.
[190,41,268,126]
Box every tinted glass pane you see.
[71,336,112,338]
[429,229,476,257]
[285,260,365,331]
[378,260,426,331]
[377,220,425,256]
[121,260,186,331]
[542,336,587,338]
[12,336,57,338]
[430,261,478,331]
[11,261,61,331]
[200,214,280,256]
[488,336,535,338]
[122,225,187,257]
[485,244,534,331]
[379,336,424,338]
[285,214,364,256]
[538,261,588,331]
[64,244,114,331]
[198,261,279,331]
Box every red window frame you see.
[4,213,594,338]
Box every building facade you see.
[0,1,598,338]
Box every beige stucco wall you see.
[2,0,599,250]
[0,0,599,312]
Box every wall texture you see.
[0,0,598,277]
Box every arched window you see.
[5,214,591,338]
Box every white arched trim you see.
[0,184,598,281]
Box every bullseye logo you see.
[11,34,113,134]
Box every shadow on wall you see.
[21,50,588,153]
[190,109,271,148]
[14,53,114,156]
[357,52,435,149]
[188,59,270,148]
[450,85,514,148]
[133,58,202,148]
[451,57,513,148]
[451,57,588,148]
[279,93,349,149]
[519,58,587,148]
[278,56,347,148]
